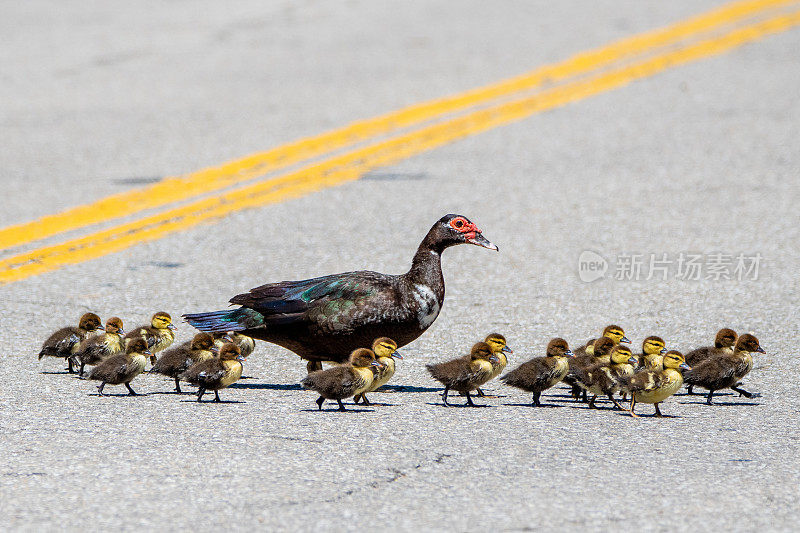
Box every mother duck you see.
[184,214,497,371]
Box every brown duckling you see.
[179,343,245,402]
[476,333,513,397]
[685,328,737,394]
[426,342,499,407]
[301,348,381,411]
[88,337,152,396]
[563,336,616,402]
[124,311,177,364]
[354,338,402,405]
[621,350,690,417]
[637,336,667,371]
[74,317,125,376]
[213,331,256,358]
[683,333,764,405]
[501,338,573,406]
[572,324,631,357]
[573,344,637,410]
[38,312,104,373]
[151,333,218,393]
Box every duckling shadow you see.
[613,412,683,419]
[678,400,761,407]
[179,399,246,404]
[503,403,562,408]
[300,408,376,413]
[229,383,302,391]
[381,384,440,393]
[424,402,493,408]
[41,371,76,375]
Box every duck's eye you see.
[449,217,468,231]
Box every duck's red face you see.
[443,215,498,251]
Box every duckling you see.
[426,342,499,407]
[38,312,104,373]
[501,338,573,406]
[213,331,256,358]
[572,324,631,357]
[683,333,764,405]
[685,328,737,394]
[563,336,616,402]
[354,337,402,405]
[475,333,513,397]
[74,317,125,376]
[573,344,637,410]
[88,337,152,396]
[124,311,177,364]
[151,333,218,393]
[178,343,246,402]
[637,336,668,371]
[621,350,690,417]
[301,348,382,411]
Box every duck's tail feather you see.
[183,308,262,333]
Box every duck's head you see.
[547,338,573,357]
[150,312,177,331]
[663,350,690,371]
[191,333,216,353]
[79,313,104,332]
[602,325,630,344]
[592,336,616,358]
[425,214,498,252]
[484,333,513,355]
[610,345,636,365]
[372,337,401,359]
[126,337,152,357]
[105,317,124,336]
[642,336,667,355]
[470,342,498,364]
[715,328,738,349]
[219,342,244,362]
[735,334,765,354]
[350,348,382,372]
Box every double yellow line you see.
[2,0,798,284]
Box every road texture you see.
[2,1,799,531]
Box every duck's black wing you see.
[184,271,402,334]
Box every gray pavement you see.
[2,1,799,531]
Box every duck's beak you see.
[565,350,574,357]
[628,356,638,364]
[660,348,667,354]
[211,346,219,355]
[620,335,631,344]
[143,349,153,356]
[391,351,403,360]
[96,325,105,331]
[224,331,235,342]
[679,362,691,371]
[489,355,500,364]
[756,346,766,354]
[467,232,498,251]
[117,328,125,336]
[237,355,246,363]
[370,360,381,367]
[167,324,177,330]
[501,346,513,354]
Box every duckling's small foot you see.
[476,388,486,397]
[441,387,451,407]
[125,383,137,396]
[654,403,663,417]
[531,392,541,407]
[67,359,76,373]
[97,383,106,396]
[197,388,206,402]
[174,378,182,394]
[588,395,598,409]
[337,399,346,411]
[307,360,322,374]
[706,390,715,405]
[360,394,371,406]
[316,396,325,410]
[78,363,86,377]
[465,392,476,407]
[687,385,696,395]
[581,390,588,403]
[609,395,625,411]
[731,385,758,399]
[628,398,639,417]
[213,391,221,402]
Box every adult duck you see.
[184,214,497,370]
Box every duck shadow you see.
[380,384,441,393]
[41,371,76,375]
[230,383,302,391]
[300,407,375,413]
[613,411,683,419]
[424,402,493,408]
[356,402,398,407]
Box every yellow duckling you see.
[74,317,126,376]
[354,337,402,405]
[501,338,573,406]
[124,311,177,364]
[572,324,631,357]
[426,342,499,407]
[621,350,690,417]
[38,312,104,373]
[476,333,513,397]
[88,337,152,396]
[637,336,668,371]
[574,344,637,410]
[301,348,382,411]
[213,331,256,358]
[179,343,246,402]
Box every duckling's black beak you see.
[679,362,691,371]
[467,232,498,251]
[565,350,574,357]
[224,331,235,342]
[370,360,381,367]
[117,328,125,336]
[620,336,631,344]
[628,356,638,364]
[660,348,667,354]
[237,355,246,363]
[756,346,766,354]
[211,346,220,355]
[489,355,500,364]
[143,349,153,356]
[501,346,513,354]
[167,324,177,330]
[391,351,403,359]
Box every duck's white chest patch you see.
[413,283,440,329]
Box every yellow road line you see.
[0,0,793,252]
[2,8,799,285]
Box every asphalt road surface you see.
[2,1,799,530]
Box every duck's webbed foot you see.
[731,384,760,399]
